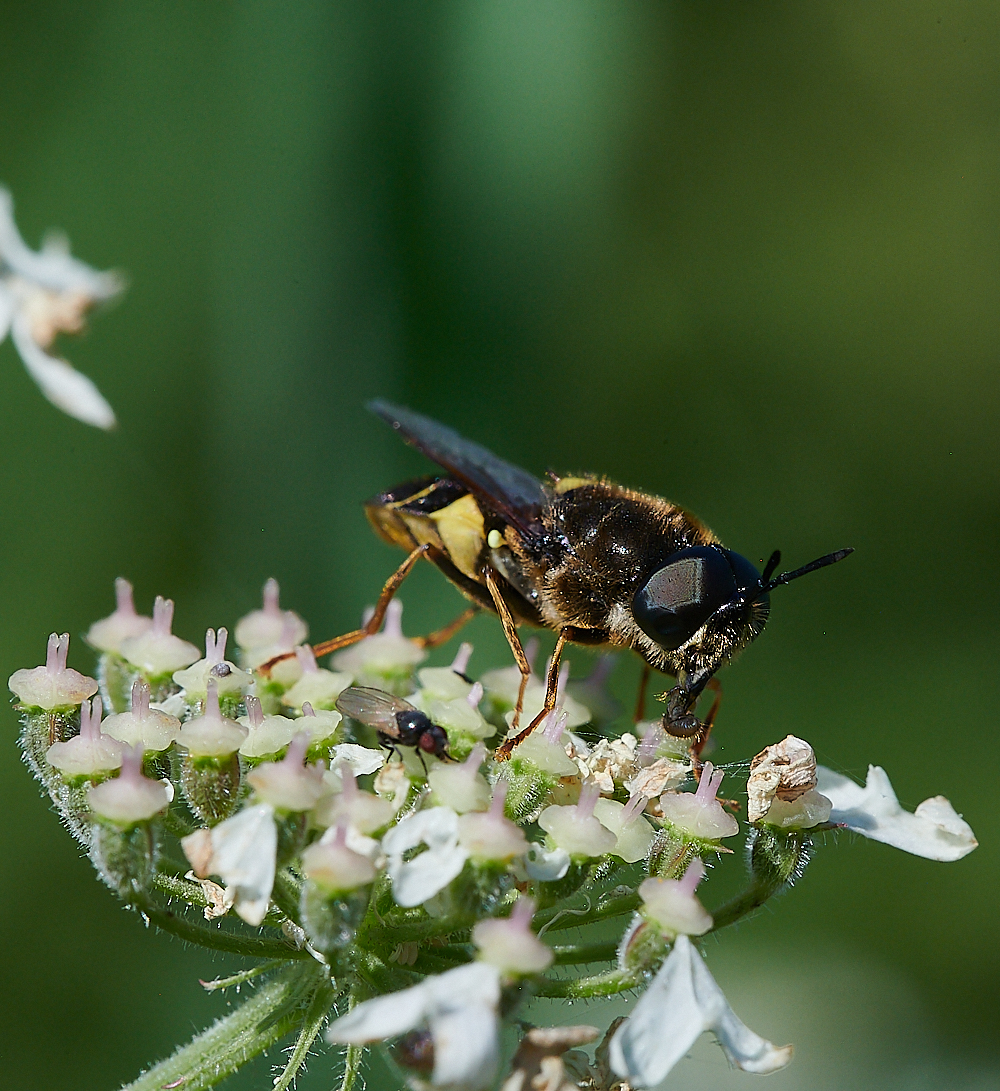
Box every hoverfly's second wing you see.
[369,400,547,537]
[335,686,416,733]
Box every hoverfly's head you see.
[632,544,853,663]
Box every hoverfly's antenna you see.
[760,547,854,595]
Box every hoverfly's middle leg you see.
[413,607,479,650]
[259,543,430,675]
[495,629,570,761]
[483,569,532,734]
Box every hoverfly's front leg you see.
[662,671,723,765]
[483,569,533,734]
[495,629,570,762]
[259,543,430,675]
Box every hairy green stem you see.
[140,902,312,960]
[535,967,645,999]
[537,892,641,933]
[272,978,340,1091]
[338,1043,363,1091]
[200,960,284,992]
[120,963,326,1091]
[550,940,619,965]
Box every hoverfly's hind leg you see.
[495,629,570,761]
[633,663,651,724]
[259,544,430,675]
[413,607,479,650]
[484,569,533,734]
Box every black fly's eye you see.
[632,546,740,650]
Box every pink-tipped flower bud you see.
[173,628,253,698]
[472,897,553,975]
[538,780,618,858]
[176,680,248,758]
[458,781,531,860]
[279,646,352,711]
[86,579,153,653]
[659,762,739,841]
[417,644,476,702]
[639,858,713,938]
[101,679,181,751]
[237,694,299,758]
[331,600,427,680]
[508,709,578,776]
[301,822,377,894]
[45,696,122,777]
[298,702,343,746]
[246,733,325,812]
[119,597,200,677]
[314,763,396,832]
[593,793,656,863]
[428,743,492,813]
[88,745,172,825]
[9,632,98,710]
[234,578,308,652]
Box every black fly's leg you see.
[413,607,479,650]
[260,543,430,675]
[496,630,570,761]
[483,569,533,734]
[633,664,651,724]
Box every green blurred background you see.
[1,3,997,1088]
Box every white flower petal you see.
[329,743,386,777]
[0,283,13,340]
[816,765,977,862]
[382,806,460,855]
[11,313,115,429]
[423,963,502,1090]
[208,803,277,925]
[327,982,431,1044]
[383,807,469,907]
[524,842,570,881]
[610,936,792,1087]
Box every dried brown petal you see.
[747,735,818,822]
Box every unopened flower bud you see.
[538,780,617,858]
[747,735,831,829]
[302,822,377,893]
[417,644,476,701]
[88,745,172,825]
[119,597,200,677]
[331,600,426,689]
[46,696,122,778]
[9,632,98,710]
[300,702,343,750]
[458,781,530,861]
[314,764,395,833]
[511,709,578,776]
[593,794,656,863]
[101,679,181,751]
[173,628,253,699]
[176,680,248,758]
[234,578,308,653]
[660,763,739,841]
[238,695,298,758]
[639,858,713,938]
[428,743,491,813]
[280,645,352,711]
[247,734,325,812]
[416,686,492,743]
[473,897,553,975]
[86,578,152,653]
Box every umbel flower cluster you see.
[12,580,977,1091]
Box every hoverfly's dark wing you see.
[369,400,547,537]
[335,686,416,734]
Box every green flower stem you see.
[534,966,646,999]
[271,977,340,1091]
[550,940,619,965]
[338,1043,363,1091]
[271,868,303,925]
[152,869,210,909]
[200,960,285,991]
[140,902,312,960]
[121,963,327,1091]
[709,828,811,933]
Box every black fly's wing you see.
[335,686,416,737]
[369,400,547,538]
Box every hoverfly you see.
[269,402,851,760]
[336,685,451,766]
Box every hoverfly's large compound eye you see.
[632,545,763,650]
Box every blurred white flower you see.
[610,934,793,1087]
[0,187,122,428]
[383,806,468,907]
[817,764,977,861]
[327,960,501,1090]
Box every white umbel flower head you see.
[383,806,469,907]
[326,960,501,1091]
[101,679,181,752]
[119,597,200,677]
[175,680,247,758]
[86,579,153,653]
[88,744,172,825]
[817,764,977,861]
[172,628,253,699]
[610,934,793,1087]
[472,896,553,975]
[45,695,122,777]
[659,762,739,841]
[182,803,278,926]
[9,632,98,710]
[0,187,122,429]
